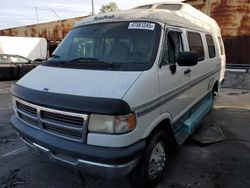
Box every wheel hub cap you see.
[148,141,166,180]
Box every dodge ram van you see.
[10,2,225,186]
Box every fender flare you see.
[143,112,173,138]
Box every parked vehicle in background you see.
[0,36,47,79]
[0,54,41,79]
[10,2,225,187]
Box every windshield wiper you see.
[50,54,61,59]
[69,57,113,66]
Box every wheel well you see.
[147,119,177,146]
[214,80,219,92]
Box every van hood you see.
[17,65,142,99]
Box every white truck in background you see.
[0,36,47,60]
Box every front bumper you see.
[11,116,145,177]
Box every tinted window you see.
[206,34,216,58]
[218,36,225,55]
[162,31,183,65]
[187,32,204,61]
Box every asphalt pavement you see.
[0,80,250,188]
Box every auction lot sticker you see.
[128,22,155,30]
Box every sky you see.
[0,0,182,30]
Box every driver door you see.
[158,28,192,123]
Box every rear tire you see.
[211,86,216,109]
[131,130,171,188]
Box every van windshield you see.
[44,21,161,71]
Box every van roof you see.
[74,2,221,35]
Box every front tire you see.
[131,130,170,187]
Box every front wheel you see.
[131,130,170,187]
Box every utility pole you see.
[35,6,39,25]
[91,0,95,15]
[206,0,211,16]
[35,6,42,57]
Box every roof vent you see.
[134,5,153,9]
[156,4,182,11]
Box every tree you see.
[99,2,118,13]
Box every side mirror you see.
[177,52,198,66]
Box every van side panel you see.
[186,29,221,110]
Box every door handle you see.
[184,69,191,74]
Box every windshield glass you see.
[44,21,161,71]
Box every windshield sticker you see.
[128,22,155,30]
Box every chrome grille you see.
[18,113,40,127]
[13,97,88,142]
[16,101,37,116]
[41,111,83,128]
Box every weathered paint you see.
[0,16,86,41]
[184,0,250,64]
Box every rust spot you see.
[185,0,250,64]
[192,4,206,12]
[237,13,250,37]
[0,16,86,40]
[210,0,250,37]
[185,0,250,38]
[52,25,61,41]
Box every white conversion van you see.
[10,2,225,186]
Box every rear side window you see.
[187,32,204,61]
[206,34,216,58]
[218,36,225,55]
[135,5,152,9]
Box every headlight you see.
[88,113,136,134]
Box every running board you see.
[175,93,213,144]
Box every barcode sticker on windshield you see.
[128,22,155,30]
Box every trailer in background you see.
[0,36,47,79]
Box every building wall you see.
[0,16,85,41]
[184,0,250,64]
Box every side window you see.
[206,34,216,58]
[0,55,11,63]
[162,31,183,65]
[187,32,204,61]
[11,56,29,63]
[218,36,225,55]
